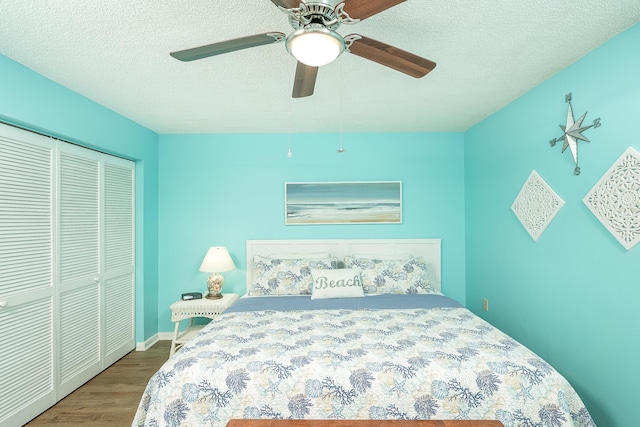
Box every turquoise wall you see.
[464,23,640,427]
[157,132,466,332]
[0,54,160,344]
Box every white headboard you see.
[246,239,441,292]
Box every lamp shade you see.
[286,25,345,67]
[199,247,236,273]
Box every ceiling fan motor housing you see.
[287,2,342,31]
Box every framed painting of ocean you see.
[285,181,402,225]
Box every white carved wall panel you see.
[583,146,640,250]
[511,170,565,241]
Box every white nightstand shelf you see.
[169,293,239,356]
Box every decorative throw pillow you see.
[311,268,364,300]
[343,256,434,294]
[248,255,336,296]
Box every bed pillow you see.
[351,253,411,260]
[248,255,337,296]
[311,268,364,300]
[344,256,435,294]
[268,252,331,259]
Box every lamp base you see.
[206,272,224,300]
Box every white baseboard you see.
[136,333,159,351]
[135,332,174,351]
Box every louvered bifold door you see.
[102,156,135,367]
[0,124,56,427]
[57,143,102,399]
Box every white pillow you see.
[311,268,364,299]
[268,252,331,259]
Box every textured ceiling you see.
[0,1,639,134]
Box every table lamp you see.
[199,246,236,299]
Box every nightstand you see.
[169,293,239,356]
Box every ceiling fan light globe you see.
[287,27,344,67]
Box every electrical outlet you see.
[483,298,489,312]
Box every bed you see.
[133,239,594,427]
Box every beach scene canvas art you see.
[285,182,402,224]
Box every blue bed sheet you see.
[225,293,463,314]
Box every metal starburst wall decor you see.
[549,93,601,175]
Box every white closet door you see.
[102,157,135,367]
[0,123,136,425]
[57,143,102,398]
[0,125,56,427]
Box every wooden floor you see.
[24,341,170,427]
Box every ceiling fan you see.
[170,0,436,98]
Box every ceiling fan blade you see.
[346,35,436,78]
[270,0,300,8]
[292,61,318,98]
[170,32,285,62]
[340,0,405,20]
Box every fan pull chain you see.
[337,56,345,153]
[287,111,293,158]
[287,55,293,158]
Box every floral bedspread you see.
[133,298,594,427]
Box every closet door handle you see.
[94,277,100,283]
[0,301,8,309]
